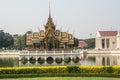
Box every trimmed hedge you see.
[0,66,120,74]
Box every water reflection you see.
[80,57,95,66]
[0,57,95,67]
[0,57,19,67]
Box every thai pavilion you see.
[26,10,74,50]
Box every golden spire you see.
[49,1,51,18]
[45,0,55,31]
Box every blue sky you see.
[0,0,120,39]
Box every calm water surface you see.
[0,57,95,67]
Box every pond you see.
[0,57,19,67]
[0,57,95,67]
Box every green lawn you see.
[0,77,120,80]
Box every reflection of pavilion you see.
[26,9,74,50]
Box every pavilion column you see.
[53,40,55,50]
[41,42,42,49]
[57,41,59,49]
[44,42,45,49]
[40,42,42,50]
[55,41,57,49]
[46,39,48,50]
[66,42,68,49]
[58,42,60,48]
[32,44,34,50]
[42,42,44,49]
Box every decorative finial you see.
[49,0,51,18]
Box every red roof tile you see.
[78,41,87,47]
[99,31,118,36]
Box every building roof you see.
[99,31,118,37]
[78,41,87,47]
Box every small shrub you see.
[55,57,62,64]
[72,56,80,63]
[21,57,28,64]
[47,57,54,64]
[29,56,36,64]
[38,57,45,64]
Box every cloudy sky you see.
[0,0,120,39]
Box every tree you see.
[84,38,95,49]
[74,37,79,47]
[13,34,26,50]
[0,30,14,49]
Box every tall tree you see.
[74,37,79,47]
[0,30,14,49]
[13,34,26,50]
[84,38,95,49]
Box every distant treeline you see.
[0,30,95,50]
[0,30,26,50]
[0,30,13,49]
[73,37,95,49]
[78,38,95,49]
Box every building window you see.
[102,39,105,49]
[106,39,109,48]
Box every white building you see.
[95,31,120,50]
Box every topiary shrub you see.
[47,56,54,64]
[72,56,80,63]
[21,56,28,64]
[38,57,45,64]
[29,56,36,64]
[55,57,62,64]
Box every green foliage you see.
[0,66,120,75]
[13,34,26,50]
[21,57,28,64]
[67,66,79,73]
[38,57,45,64]
[1,66,120,78]
[55,58,62,64]
[84,38,95,49]
[0,77,109,80]
[0,30,14,49]
[79,38,95,49]
[74,37,79,47]
[72,56,80,63]
[102,66,114,73]
[47,57,54,64]
[29,57,36,64]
